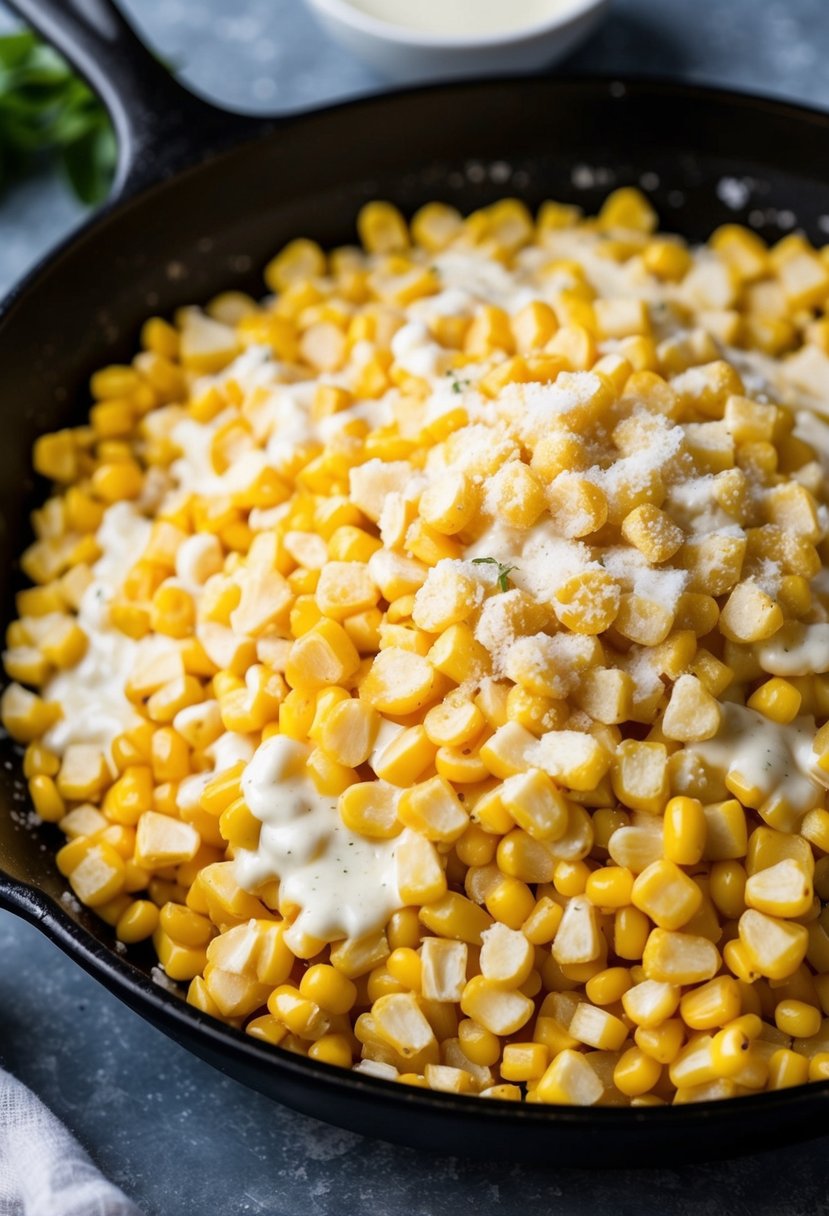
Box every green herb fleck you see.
[471,556,517,593]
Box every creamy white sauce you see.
[43,502,151,756]
[758,623,829,677]
[176,732,256,812]
[345,0,575,35]
[235,735,401,942]
[688,702,828,817]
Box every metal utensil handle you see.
[4,0,264,199]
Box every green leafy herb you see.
[471,556,517,593]
[0,30,115,204]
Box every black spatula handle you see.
[5,0,267,199]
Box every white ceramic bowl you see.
[305,0,612,83]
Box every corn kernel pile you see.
[9,188,829,1106]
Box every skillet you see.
[3,0,829,1167]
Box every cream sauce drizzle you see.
[234,735,401,942]
[758,623,829,677]
[688,702,827,817]
[43,502,151,756]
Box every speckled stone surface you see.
[2,2,829,1212]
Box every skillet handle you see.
[4,0,266,200]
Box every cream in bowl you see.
[305,0,612,81]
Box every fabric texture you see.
[0,1067,143,1216]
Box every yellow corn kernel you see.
[308,1035,353,1069]
[1,683,61,743]
[357,202,409,254]
[68,841,126,907]
[552,570,620,635]
[738,909,809,980]
[371,722,435,785]
[611,740,669,815]
[265,237,325,291]
[385,946,422,992]
[423,698,484,749]
[316,697,378,768]
[477,873,531,929]
[491,767,568,842]
[395,831,447,906]
[28,774,65,823]
[360,647,439,714]
[459,975,533,1037]
[679,976,742,1031]
[635,1018,685,1065]
[569,1002,629,1052]
[501,1041,549,1083]
[621,502,684,562]
[585,865,634,910]
[669,1036,719,1091]
[39,617,88,670]
[158,902,214,949]
[631,860,702,932]
[662,674,721,742]
[767,1048,810,1091]
[536,1049,603,1106]
[267,985,329,1041]
[135,811,200,869]
[299,964,358,1016]
[420,891,491,946]
[598,187,657,233]
[774,998,821,1039]
[744,858,813,919]
[747,677,802,725]
[116,899,159,944]
[398,776,468,844]
[642,929,720,985]
[286,618,361,691]
[337,778,400,838]
[23,742,59,779]
[660,795,706,866]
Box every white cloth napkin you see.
[0,1067,143,1216]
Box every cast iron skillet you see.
[3,0,829,1167]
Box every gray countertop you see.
[2,1,829,1212]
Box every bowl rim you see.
[305,0,610,51]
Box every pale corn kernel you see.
[420,938,468,1003]
[478,922,534,988]
[608,820,664,874]
[396,831,447,905]
[662,674,722,743]
[553,570,620,635]
[552,896,601,966]
[569,1003,629,1052]
[398,776,469,844]
[361,647,438,715]
[535,1049,603,1106]
[460,976,534,1036]
[611,740,669,815]
[738,909,809,980]
[546,475,608,539]
[744,858,813,919]
[642,929,721,985]
[719,579,784,643]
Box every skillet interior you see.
[4,76,829,1163]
